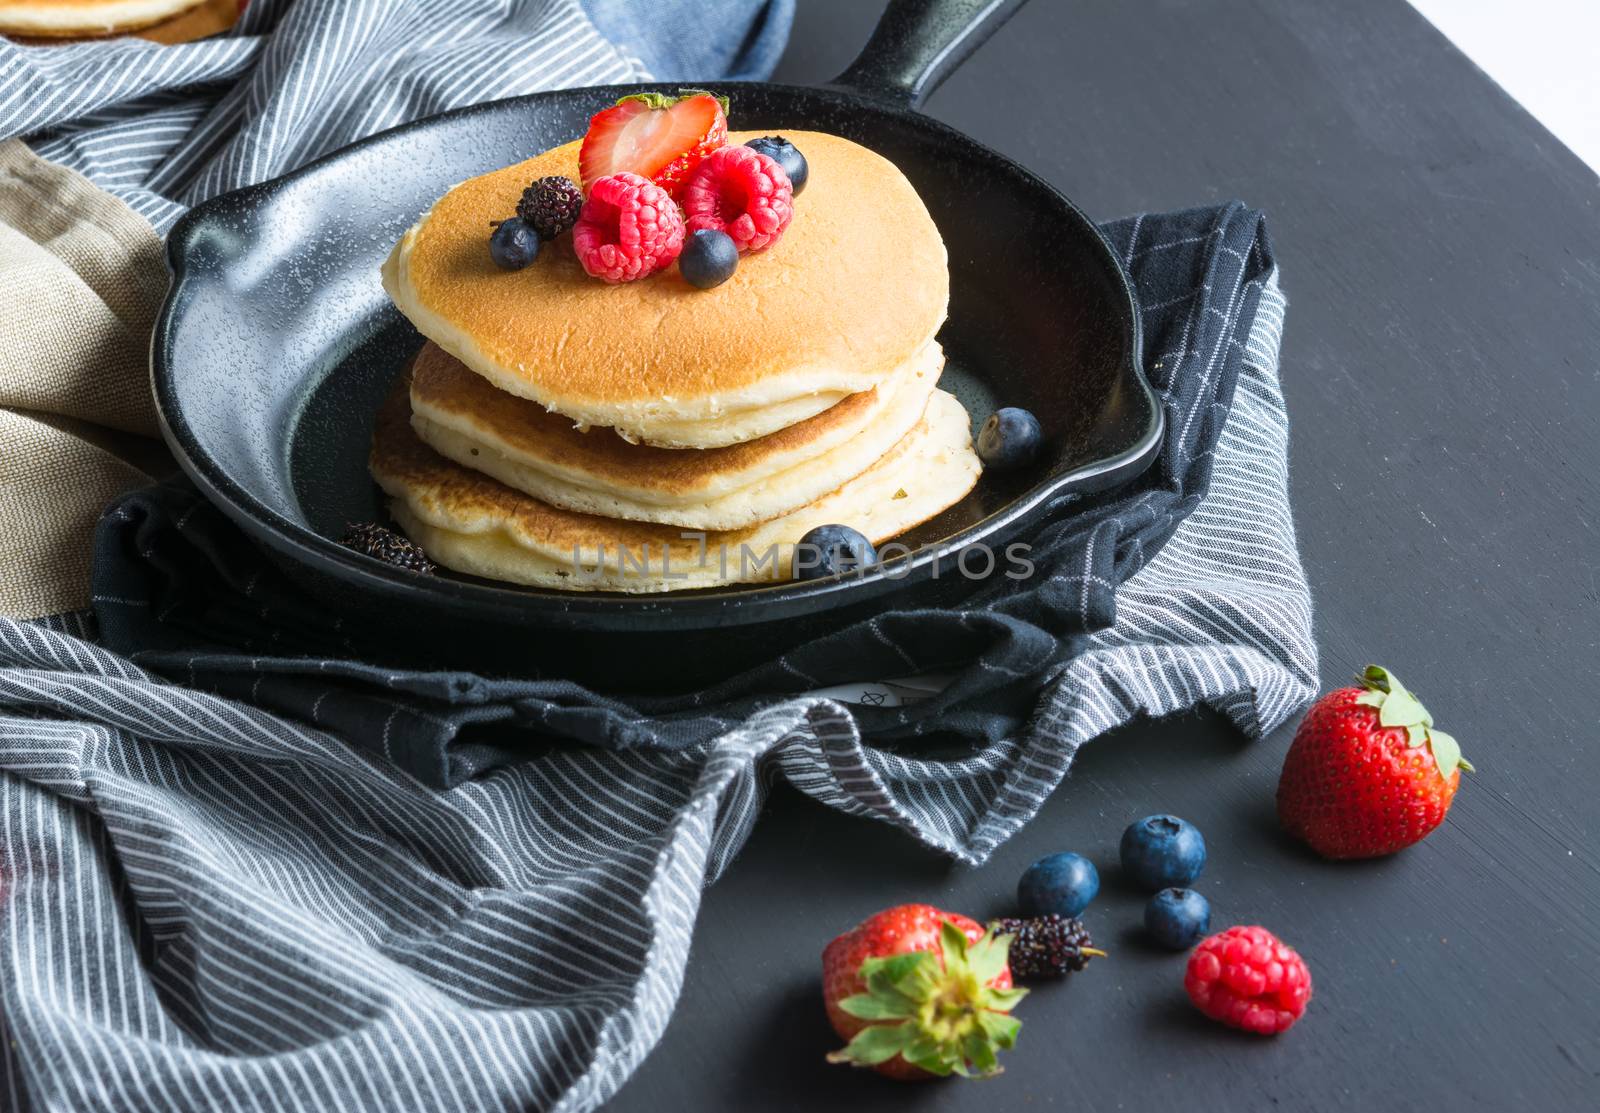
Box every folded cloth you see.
[0,0,792,620]
[0,202,1317,1111]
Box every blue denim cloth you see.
[580,0,795,80]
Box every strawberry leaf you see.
[828,1022,914,1066]
[676,87,732,116]
[861,951,929,991]
[978,1010,1022,1047]
[1405,723,1428,748]
[984,986,1028,1013]
[1360,664,1394,693]
[1427,729,1466,778]
[837,993,914,1021]
[963,1032,998,1075]
[967,931,1011,986]
[1378,687,1428,728]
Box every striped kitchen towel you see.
[2,0,794,232]
[0,203,1317,1110]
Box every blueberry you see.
[489,218,540,270]
[976,407,1042,470]
[680,229,739,289]
[1144,887,1211,950]
[1119,814,1207,890]
[1016,852,1100,917]
[745,135,808,194]
[792,524,876,581]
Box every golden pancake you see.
[0,0,205,36]
[409,338,943,530]
[382,130,948,448]
[371,372,981,593]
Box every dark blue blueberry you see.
[976,407,1042,470]
[745,135,808,194]
[489,218,540,270]
[679,229,739,289]
[792,524,876,581]
[1119,814,1207,890]
[1016,852,1100,918]
[1144,887,1211,950]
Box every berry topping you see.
[745,135,808,194]
[1016,852,1100,918]
[1185,926,1312,1035]
[679,228,739,289]
[578,89,728,198]
[1120,814,1207,890]
[1145,888,1211,951]
[987,915,1105,979]
[976,407,1042,469]
[517,175,583,240]
[823,905,1026,1079]
[571,172,685,283]
[1277,666,1473,859]
[680,144,794,253]
[339,523,435,574]
[792,524,876,581]
[488,217,540,270]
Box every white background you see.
[1410,0,1600,173]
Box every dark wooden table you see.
[609,1,1600,1108]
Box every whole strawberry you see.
[1278,665,1473,858]
[822,904,1027,1080]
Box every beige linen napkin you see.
[0,138,172,619]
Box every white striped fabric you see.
[0,267,1313,1110]
[3,0,652,232]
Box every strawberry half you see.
[578,90,728,199]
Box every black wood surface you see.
[607,1,1600,1108]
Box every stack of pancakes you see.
[374,130,981,591]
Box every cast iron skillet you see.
[152,0,1159,680]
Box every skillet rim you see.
[151,80,1162,627]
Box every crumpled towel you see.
[0,140,172,618]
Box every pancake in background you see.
[409,339,944,530]
[0,0,207,37]
[371,372,981,593]
[382,130,948,448]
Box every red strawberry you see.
[577,90,727,198]
[821,904,1026,1080]
[1277,665,1473,858]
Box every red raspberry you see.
[1184,926,1312,1035]
[679,145,793,253]
[572,172,685,283]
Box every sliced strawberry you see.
[578,90,728,199]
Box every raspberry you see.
[680,145,793,253]
[572,172,685,283]
[1184,926,1312,1035]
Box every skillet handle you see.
[829,0,1028,109]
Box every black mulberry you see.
[988,915,1105,978]
[517,176,583,240]
[339,523,436,575]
